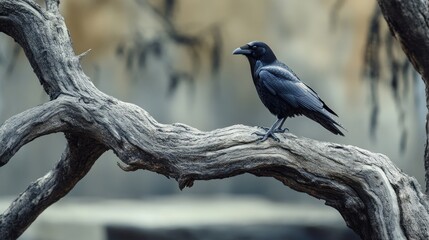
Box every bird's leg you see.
[253,118,283,142]
[274,118,288,133]
[257,118,288,133]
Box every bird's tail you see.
[309,110,345,136]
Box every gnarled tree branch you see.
[0,0,428,240]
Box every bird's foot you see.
[257,126,289,133]
[274,127,288,133]
[252,130,280,142]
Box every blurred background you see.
[0,0,425,239]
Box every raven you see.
[233,41,344,142]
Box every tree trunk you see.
[0,0,428,239]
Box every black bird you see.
[233,41,344,141]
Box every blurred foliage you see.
[116,0,223,95]
[362,4,418,152]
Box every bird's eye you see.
[252,46,257,50]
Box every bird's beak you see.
[232,47,252,55]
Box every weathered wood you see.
[0,0,428,239]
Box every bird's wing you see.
[259,67,325,112]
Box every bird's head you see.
[232,41,277,63]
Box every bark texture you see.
[0,0,428,239]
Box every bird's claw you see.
[257,126,289,133]
[274,127,288,133]
[252,131,280,142]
